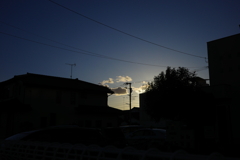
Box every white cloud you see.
[142,81,148,84]
[132,84,149,94]
[100,76,132,86]
[100,84,109,87]
[116,76,132,82]
[100,78,114,86]
[111,87,128,95]
[99,76,134,95]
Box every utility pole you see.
[65,63,76,79]
[124,82,132,124]
[125,82,132,110]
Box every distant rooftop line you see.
[2,72,113,93]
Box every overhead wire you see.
[1,21,204,69]
[0,30,204,68]
[1,21,208,69]
[48,0,207,59]
[1,21,208,92]
[0,21,109,58]
[193,66,209,72]
[0,31,168,67]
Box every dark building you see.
[0,73,122,140]
[207,33,240,152]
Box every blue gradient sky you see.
[1,0,239,110]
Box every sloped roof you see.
[1,73,113,93]
[207,33,240,43]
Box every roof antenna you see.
[65,63,76,79]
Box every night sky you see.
[1,0,239,110]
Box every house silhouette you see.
[0,73,122,140]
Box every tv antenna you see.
[65,63,76,79]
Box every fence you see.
[0,140,239,160]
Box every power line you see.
[48,0,207,59]
[0,31,162,67]
[131,80,152,84]
[0,21,163,67]
[0,21,175,68]
[0,21,106,57]
[0,31,202,68]
[193,66,209,72]
[1,21,205,68]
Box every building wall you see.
[139,93,166,128]
[0,80,115,140]
[207,33,240,86]
[229,88,240,145]
[207,33,240,146]
[23,86,108,107]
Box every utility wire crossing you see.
[49,0,207,59]
[0,31,203,69]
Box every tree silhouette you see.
[144,67,214,125]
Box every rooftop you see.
[0,73,113,93]
[207,33,240,43]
